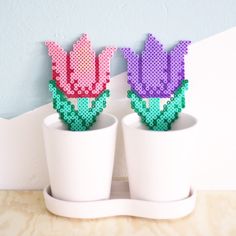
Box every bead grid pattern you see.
[121,34,191,131]
[46,34,116,131]
[49,80,109,131]
[128,80,188,131]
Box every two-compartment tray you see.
[43,180,196,219]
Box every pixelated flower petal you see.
[165,40,191,96]
[69,34,96,89]
[120,48,146,96]
[46,35,115,98]
[141,34,168,92]
[92,47,116,96]
[45,41,74,96]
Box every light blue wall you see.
[1,0,236,118]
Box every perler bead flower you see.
[46,34,116,131]
[121,34,191,131]
[120,34,191,98]
[45,34,116,98]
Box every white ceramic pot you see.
[43,113,118,202]
[122,113,197,202]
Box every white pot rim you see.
[43,112,118,134]
[122,113,197,134]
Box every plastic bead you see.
[121,34,190,131]
[128,80,188,131]
[120,34,191,99]
[46,34,115,131]
[46,34,116,98]
[49,80,110,131]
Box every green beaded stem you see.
[128,80,189,131]
[49,80,110,131]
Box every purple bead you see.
[120,34,191,98]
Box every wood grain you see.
[0,191,236,236]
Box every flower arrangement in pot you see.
[121,34,197,202]
[43,34,118,202]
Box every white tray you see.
[43,180,196,220]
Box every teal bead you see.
[49,80,110,131]
[128,80,189,131]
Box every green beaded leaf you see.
[128,80,189,131]
[128,90,149,118]
[49,80,110,131]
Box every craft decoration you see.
[46,34,116,131]
[121,34,191,131]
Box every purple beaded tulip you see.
[120,34,191,98]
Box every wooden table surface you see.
[0,191,235,236]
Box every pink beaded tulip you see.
[45,34,116,98]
